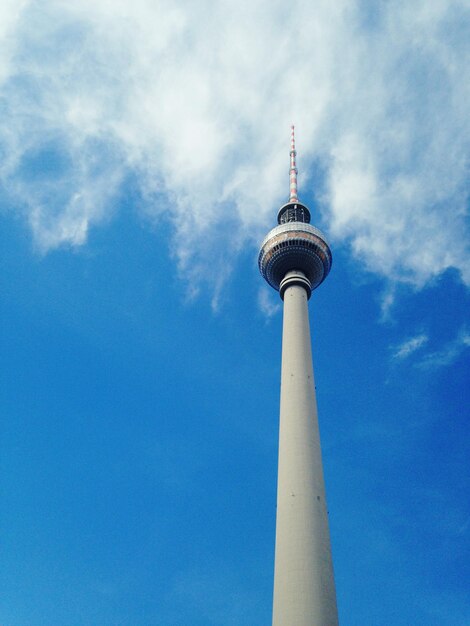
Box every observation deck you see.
[258,219,332,296]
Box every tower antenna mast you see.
[289,124,298,203]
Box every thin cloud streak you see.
[418,327,470,369]
[392,333,429,360]
[0,0,469,294]
[258,287,281,319]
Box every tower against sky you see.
[259,127,338,625]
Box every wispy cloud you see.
[258,287,281,318]
[392,333,429,360]
[419,327,470,369]
[379,283,396,323]
[0,0,469,294]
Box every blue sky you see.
[1,1,469,624]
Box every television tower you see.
[259,126,338,625]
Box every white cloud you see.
[258,287,282,319]
[0,0,469,293]
[392,333,429,360]
[379,283,397,322]
[419,327,470,369]
[392,327,470,368]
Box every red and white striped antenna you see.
[289,124,298,203]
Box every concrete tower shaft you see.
[273,271,338,625]
[259,128,338,625]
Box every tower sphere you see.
[258,209,332,297]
